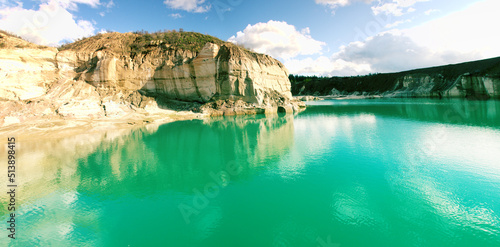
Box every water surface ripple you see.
[1,99,500,247]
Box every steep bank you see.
[0,31,303,130]
[291,57,500,100]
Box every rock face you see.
[0,31,301,127]
[389,74,500,99]
[0,47,58,101]
[145,42,220,102]
[66,37,293,105]
[291,56,500,100]
[143,43,292,104]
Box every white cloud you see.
[289,0,500,76]
[286,32,481,76]
[334,33,480,72]
[48,0,101,11]
[98,0,114,16]
[163,0,210,13]
[372,3,403,16]
[316,0,374,8]
[372,0,429,16]
[0,0,96,46]
[400,0,500,59]
[316,0,374,13]
[170,13,183,19]
[285,56,372,76]
[105,0,114,9]
[424,9,439,15]
[385,19,411,28]
[228,20,326,60]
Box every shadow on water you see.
[304,99,500,129]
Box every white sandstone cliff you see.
[0,32,301,128]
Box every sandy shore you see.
[0,109,205,141]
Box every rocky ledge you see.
[0,31,304,130]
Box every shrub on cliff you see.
[128,30,225,57]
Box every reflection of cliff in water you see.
[0,115,294,213]
[305,99,500,128]
[76,115,294,195]
[0,126,152,208]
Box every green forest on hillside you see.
[291,56,500,96]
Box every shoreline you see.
[0,109,205,141]
[5,94,498,141]
[0,100,305,141]
[296,94,500,101]
[294,95,384,101]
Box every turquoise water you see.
[2,99,500,246]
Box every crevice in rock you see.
[189,62,203,100]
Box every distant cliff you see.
[0,31,302,127]
[291,57,500,100]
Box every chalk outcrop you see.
[63,34,294,105]
[389,74,500,99]
[0,31,302,128]
[143,43,293,104]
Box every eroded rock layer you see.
[0,31,302,127]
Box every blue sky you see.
[1,0,499,76]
